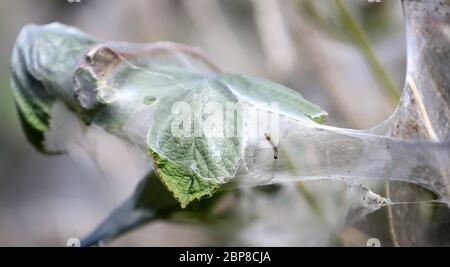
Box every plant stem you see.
[335,0,400,102]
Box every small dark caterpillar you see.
[264,132,279,159]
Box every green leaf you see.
[218,74,328,124]
[149,148,220,208]
[10,23,96,153]
[145,78,244,207]
[11,23,328,209]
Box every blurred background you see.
[0,0,410,246]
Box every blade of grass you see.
[335,0,400,102]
